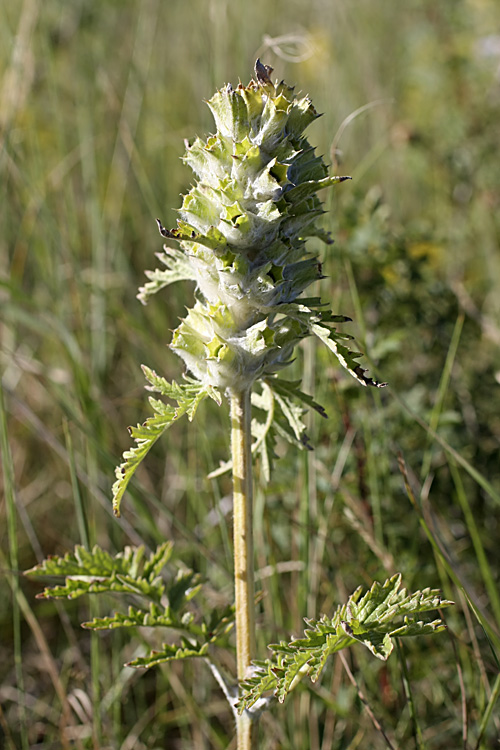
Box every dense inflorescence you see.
[139,60,378,392]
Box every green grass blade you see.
[394,391,500,510]
[0,382,29,750]
[396,639,425,750]
[421,313,464,479]
[398,456,500,654]
[449,460,500,626]
[473,671,500,750]
[63,418,90,551]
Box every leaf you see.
[125,602,236,669]
[26,541,236,671]
[238,574,453,712]
[268,377,327,420]
[112,372,217,517]
[285,175,351,205]
[82,603,175,630]
[127,639,210,668]
[26,543,173,602]
[142,367,222,408]
[309,321,387,388]
[25,544,168,602]
[167,569,203,612]
[25,544,143,579]
[350,575,450,626]
[142,541,174,581]
[137,244,196,305]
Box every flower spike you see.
[140,61,384,392]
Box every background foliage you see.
[1,0,500,748]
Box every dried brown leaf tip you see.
[254,58,274,85]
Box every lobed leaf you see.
[268,377,328,420]
[126,603,235,669]
[25,544,170,602]
[309,321,387,388]
[142,541,174,581]
[238,574,453,712]
[26,544,143,580]
[27,542,236,671]
[127,639,210,669]
[26,543,177,602]
[112,375,216,517]
[82,603,175,630]
[167,569,203,612]
[137,241,197,306]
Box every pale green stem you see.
[229,388,257,749]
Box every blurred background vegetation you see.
[1,0,500,748]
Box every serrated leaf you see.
[207,377,327,482]
[127,639,210,669]
[261,377,325,454]
[137,244,196,305]
[25,543,186,605]
[26,544,143,580]
[272,389,309,444]
[239,660,281,708]
[168,569,202,612]
[267,377,327,419]
[82,603,175,630]
[285,175,351,205]
[340,622,393,660]
[26,541,236,671]
[349,575,451,626]
[389,618,447,638]
[309,322,386,388]
[31,570,165,602]
[238,574,453,712]
[204,603,236,640]
[142,541,173,581]
[112,376,213,517]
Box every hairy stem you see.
[230,388,257,749]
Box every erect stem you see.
[229,388,257,749]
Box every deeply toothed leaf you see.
[238,574,453,712]
[112,376,214,517]
[127,640,210,668]
[25,544,167,601]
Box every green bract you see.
[139,60,383,392]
